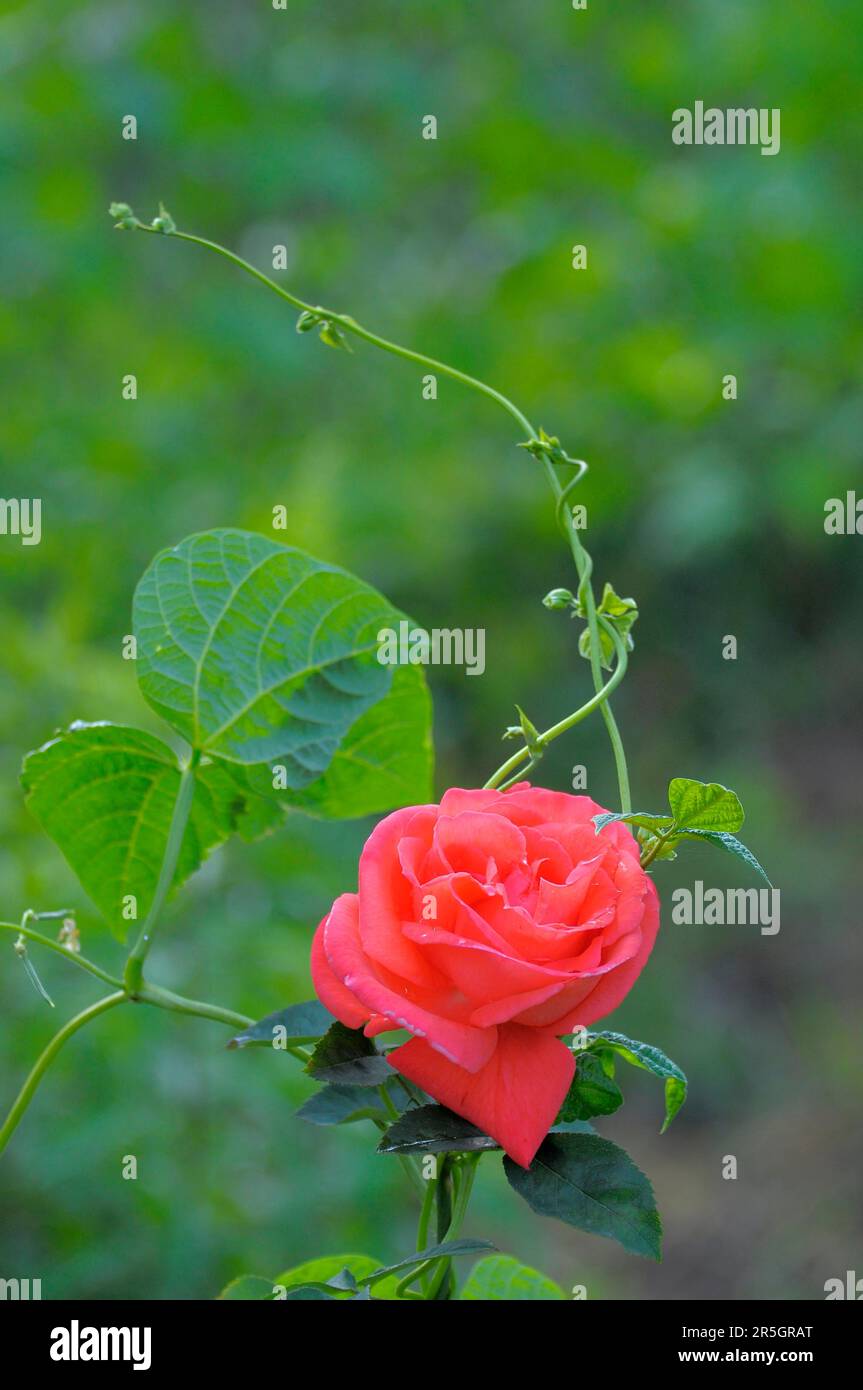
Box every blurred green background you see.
[1,0,861,1300]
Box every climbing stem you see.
[640,826,678,871]
[124,752,199,994]
[135,983,254,1034]
[0,974,302,1155]
[375,1081,425,1198]
[426,1153,481,1299]
[393,1153,482,1299]
[541,456,632,812]
[485,620,628,790]
[0,992,127,1157]
[416,1171,437,1253]
[116,209,631,809]
[128,223,536,439]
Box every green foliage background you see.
[1,0,861,1299]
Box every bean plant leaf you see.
[667,778,744,833]
[459,1254,565,1301]
[20,721,279,939]
[556,1052,624,1122]
[274,1254,400,1300]
[671,828,772,885]
[377,1104,501,1155]
[133,529,432,812]
[593,810,673,834]
[594,779,769,885]
[586,1030,688,1132]
[256,664,433,818]
[504,1132,662,1260]
[305,1021,392,1087]
[227,1001,334,1049]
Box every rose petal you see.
[388,1024,575,1168]
[311,902,371,1030]
[534,855,605,924]
[469,980,566,1028]
[478,897,605,962]
[401,921,573,1000]
[528,878,660,1032]
[324,892,497,1072]
[434,811,527,880]
[496,787,605,827]
[358,805,443,988]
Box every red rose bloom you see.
[311,784,659,1167]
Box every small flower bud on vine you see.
[502,705,544,759]
[108,202,138,230]
[542,587,577,612]
[518,427,586,476]
[576,581,639,670]
[150,203,176,234]
[318,321,352,351]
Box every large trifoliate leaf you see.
[251,664,433,818]
[133,529,433,815]
[135,530,393,769]
[21,721,278,938]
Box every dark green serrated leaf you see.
[305,1021,392,1087]
[297,1079,405,1127]
[459,1254,565,1301]
[667,778,744,833]
[556,1052,624,1122]
[671,828,772,886]
[227,1001,334,1049]
[20,721,279,939]
[587,1030,687,1132]
[504,1133,662,1260]
[377,1104,501,1155]
[551,1118,597,1135]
